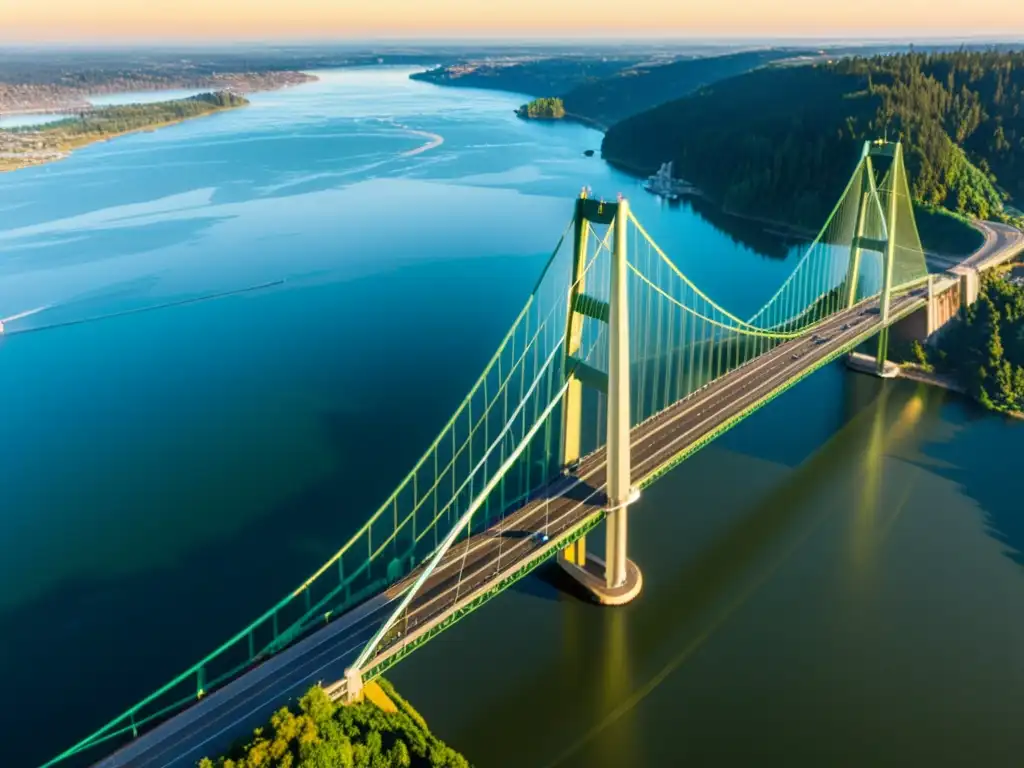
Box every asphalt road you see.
[87,290,925,768]
[926,219,1024,271]
[961,220,1024,270]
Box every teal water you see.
[1,67,1022,768]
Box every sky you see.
[2,0,1022,42]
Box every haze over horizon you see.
[2,0,1022,43]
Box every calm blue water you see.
[1,67,1023,768]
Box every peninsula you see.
[0,91,250,172]
[0,70,315,114]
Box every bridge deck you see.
[91,290,925,768]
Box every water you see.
[86,89,211,107]
[0,67,1021,768]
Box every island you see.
[198,679,470,768]
[0,91,250,172]
[515,96,566,120]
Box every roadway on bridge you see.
[90,289,925,768]
[962,220,1024,270]
[926,220,1023,271]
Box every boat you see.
[643,161,696,200]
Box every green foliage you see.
[410,58,637,99]
[937,274,1024,413]
[910,340,931,367]
[603,51,1024,248]
[913,203,985,255]
[374,678,430,734]
[201,681,471,768]
[516,97,566,119]
[7,91,248,139]
[560,51,810,127]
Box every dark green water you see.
[1,68,1022,768]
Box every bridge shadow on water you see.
[905,396,1024,568]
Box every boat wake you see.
[399,128,444,157]
[1,305,51,324]
[0,280,284,337]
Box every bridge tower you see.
[845,139,904,378]
[875,140,903,375]
[558,191,642,605]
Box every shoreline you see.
[0,71,318,117]
[602,151,820,239]
[0,102,248,173]
[898,363,1024,420]
[414,73,816,241]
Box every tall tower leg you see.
[877,143,901,375]
[846,145,874,309]
[605,198,633,590]
[561,191,589,567]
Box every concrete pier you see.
[847,351,900,379]
[558,552,643,606]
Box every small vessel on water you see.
[643,161,694,201]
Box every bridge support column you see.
[558,196,642,606]
[561,190,589,568]
[876,142,901,376]
[845,143,873,308]
[343,667,363,703]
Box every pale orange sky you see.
[1,0,1021,41]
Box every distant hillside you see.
[561,50,813,127]
[411,51,813,129]
[603,51,1024,246]
[410,58,638,99]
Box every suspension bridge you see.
[46,140,959,768]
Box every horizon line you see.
[2,33,1023,48]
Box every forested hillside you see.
[410,58,637,99]
[412,50,812,128]
[561,50,809,127]
[907,275,1024,415]
[603,51,1024,235]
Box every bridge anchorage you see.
[48,137,969,768]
